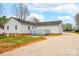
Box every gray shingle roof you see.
[10,17,35,25]
[9,17,62,26]
[0,17,62,30]
[35,21,61,26]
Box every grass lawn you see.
[0,36,45,53]
[46,34,62,36]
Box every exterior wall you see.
[21,24,29,33]
[4,18,22,34]
[0,28,3,34]
[36,24,63,34]
[29,25,36,34]
[57,23,63,34]
[3,18,36,36]
[21,24,36,34]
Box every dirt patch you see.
[0,37,46,53]
[0,41,14,46]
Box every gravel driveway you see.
[0,33,79,56]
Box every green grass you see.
[0,36,45,53]
[0,36,44,44]
[46,34,62,36]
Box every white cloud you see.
[28,3,79,16]
[28,3,78,26]
[57,16,76,26]
[28,3,53,13]
[54,4,79,15]
[27,13,44,22]
[57,16,73,20]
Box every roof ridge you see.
[3,17,62,26]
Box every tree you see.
[63,23,73,31]
[0,16,8,24]
[27,16,40,23]
[12,3,29,20]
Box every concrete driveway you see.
[0,33,79,56]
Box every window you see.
[32,26,34,29]
[7,26,9,30]
[15,25,17,30]
[28,26,30,30]
[3,26,4,29]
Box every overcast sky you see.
[3,3,79,26]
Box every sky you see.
[2,3,79,27]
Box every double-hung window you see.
[28,26,30,30]
[15,25,17,30]
[7,25,9,30]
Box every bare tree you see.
[28,16,40,23]
[12,3,29,20]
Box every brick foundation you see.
[4,33,31,37]
[3,33,62,37]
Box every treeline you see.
[63,23,76,32]
[0,16,8,24]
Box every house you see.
[3,17,36,37]
[1,17,63,37]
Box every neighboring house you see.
[0,17,63,37]
[0,24,4,35]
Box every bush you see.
[75,30,79,32]
[0,35,4,38]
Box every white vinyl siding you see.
[21,24,29,33]
[21,24,36,34]
[36,24,63,34]
[4,18,21,33]
[0,28,3,34]
[58,23,63,33]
